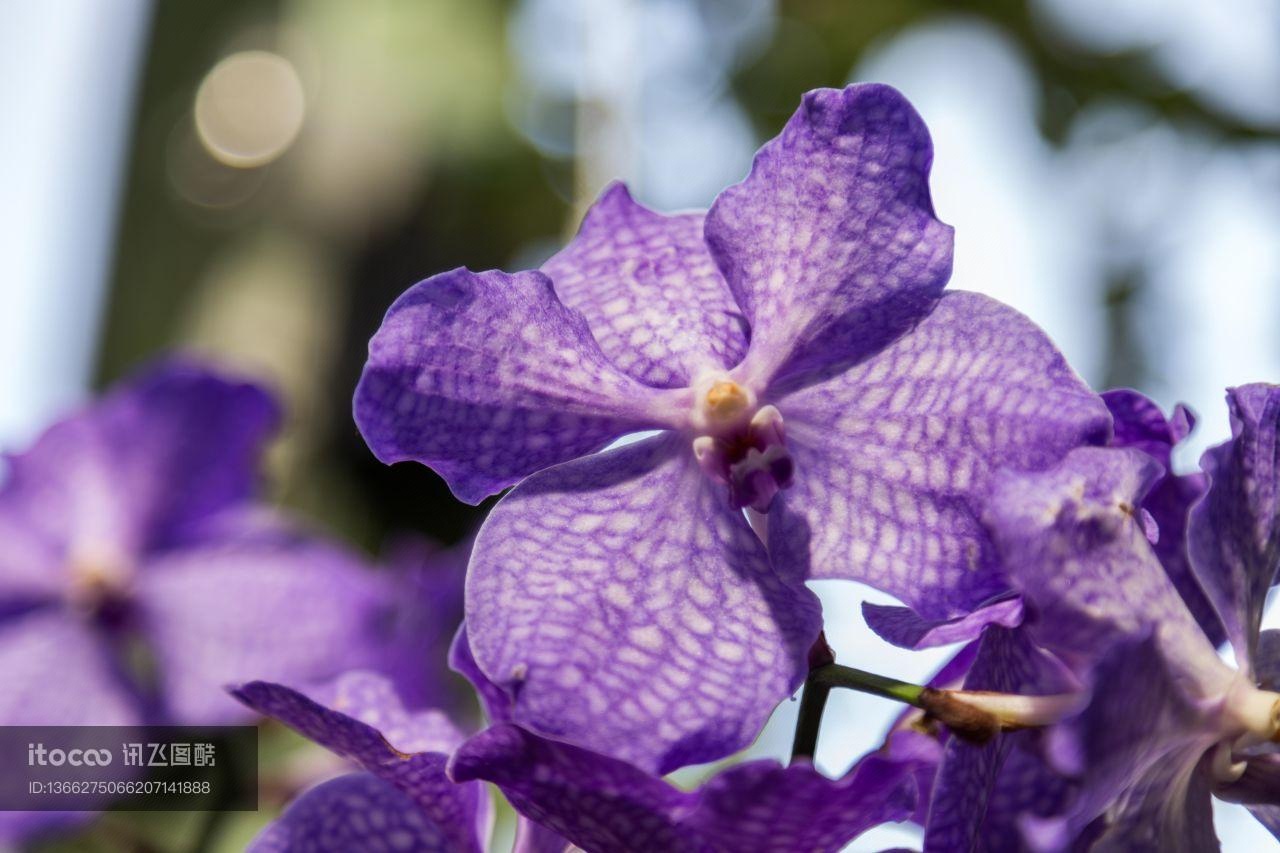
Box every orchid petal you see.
[706,84,953,388]
[771,292,1110,618]
[543,182,748,388]
[465,433,821,773]
[354,268,679,503]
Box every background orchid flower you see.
[354,83,1110,774]
[0,360,423,844]
[905,391,1224,851]
[962,426,1280,849]
[0,360,422,732]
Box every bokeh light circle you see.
[194,50,305,168]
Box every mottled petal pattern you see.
[465,434,822,773]
[542,182,748,388]
[450,724,686,851]
[320,672,467,756]
[706,84,953,387]
[1103,390,1223,646]
[986,446,1226,683]
[449,723,931,853]
[685,732,933,853]
[354,268,678,503]
[772,292,1110,618]
[249,772,463,853]
[512,818,571,853]
[1103,389,1194,466]
[1188,384,1280,675]
[137,537,394,723]
[231,678,486,853]
[863,596,1023,650]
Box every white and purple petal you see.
[465,433,821,773]
[354,267,681,503]
[542,182,748,388]
[1188,384,1280,675]
[0,360,278,583]
[0,610,139,727]
[706,84,953,388]
[0,612,140,844]
[771,292,1110,619]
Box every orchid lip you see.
[692,401,795,512]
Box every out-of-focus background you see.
[2,0,1277,850]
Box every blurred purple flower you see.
[0,360,400,731]
[376,535,469,712]
[354,83,1108,773]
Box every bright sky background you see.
[0,1,150,449]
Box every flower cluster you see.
[6,82,1276,852]
[275,83,1276,850]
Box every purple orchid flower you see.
[233,638,940,853]
[451,722,933,853]
[959,399,1280,849]
[903,389,1279,850]
[0,360,403,731]
[353,83,1109,773]
[919,625,1082,852]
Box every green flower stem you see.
[788,670,831,762]
[790,632,836,762]
[790,658,1010,762]
[810,664,925,706]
